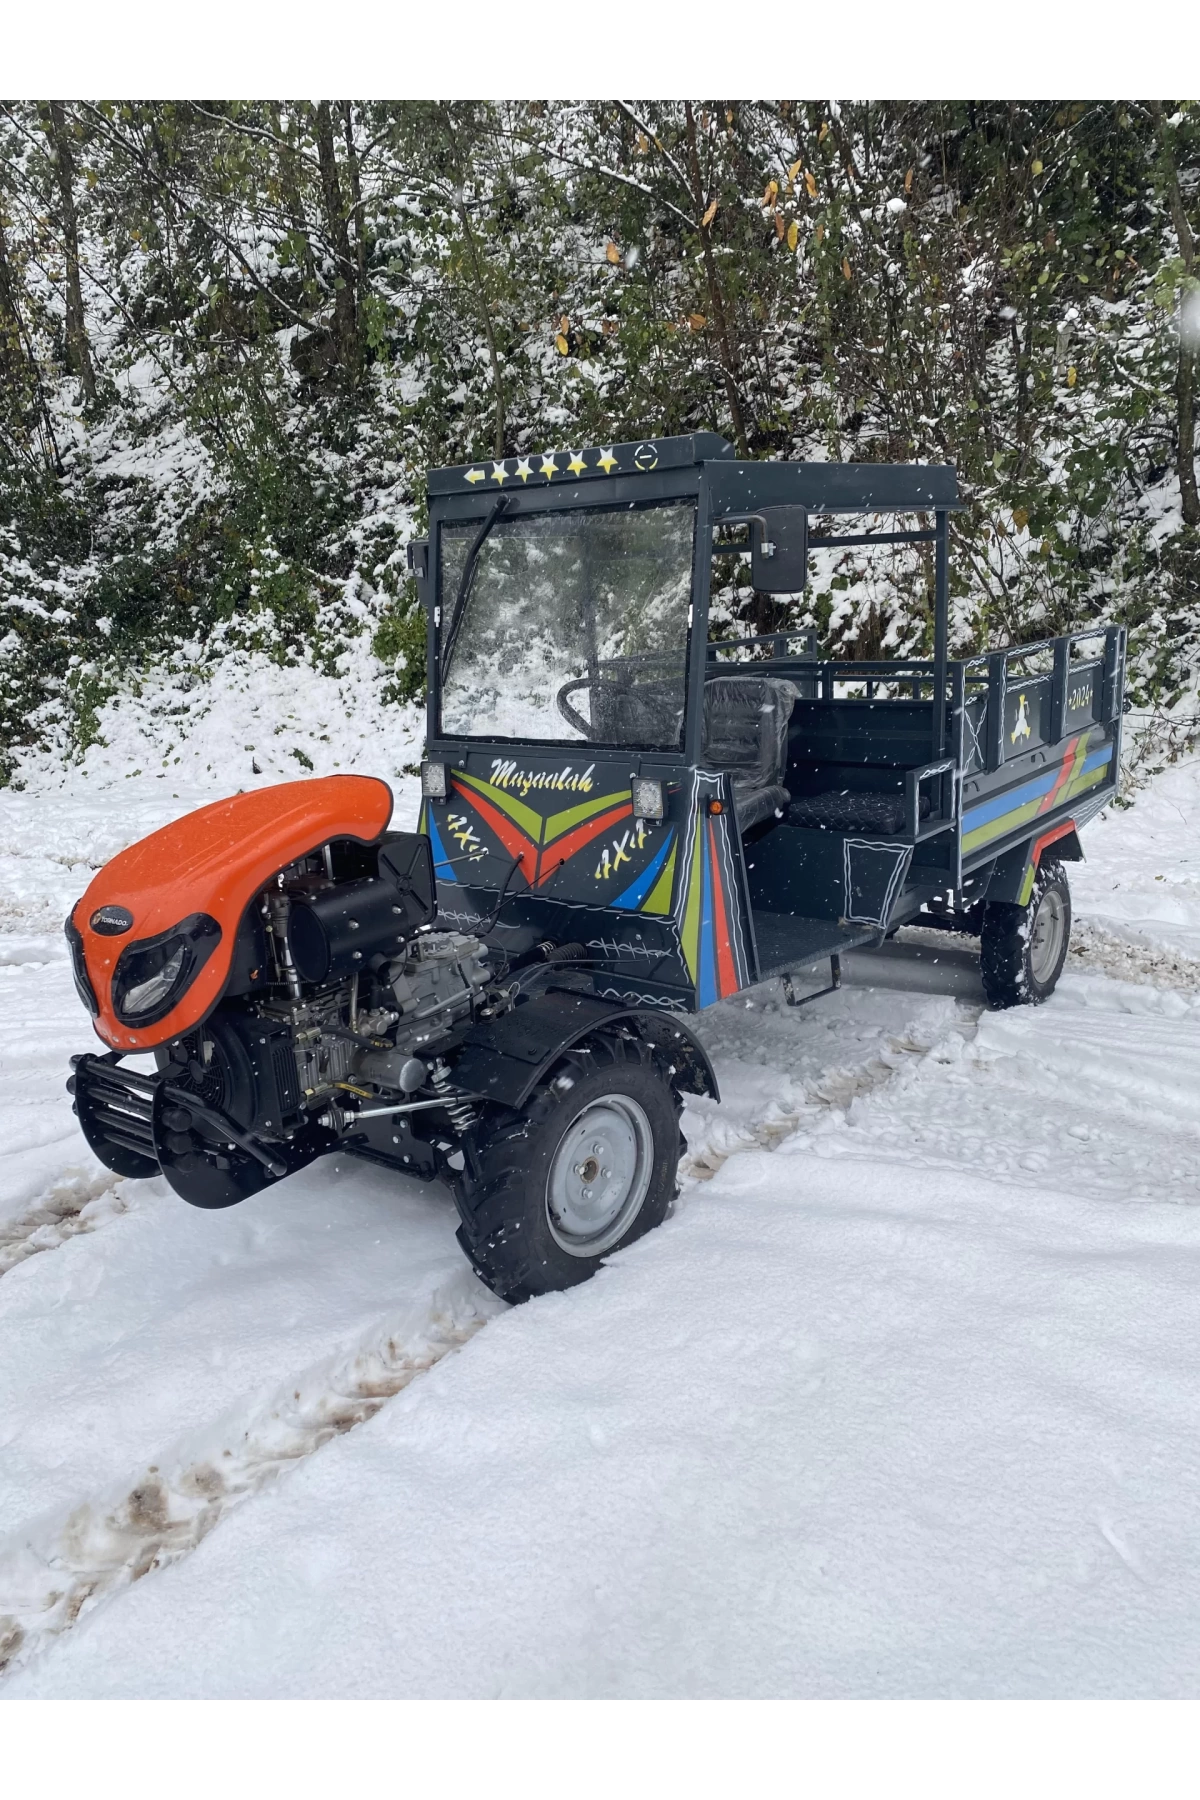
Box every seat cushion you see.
[703,676,798,789]
[734,782,791,832]
[786,789,930,835]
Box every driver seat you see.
[703,675,798,832]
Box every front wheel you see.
[980,858,1072,1008]
[452,1030,683,1303]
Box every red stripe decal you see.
[707,819,738,997]
[535,802,633,888]
[1039,734,1085,817]
[450,780,536,881]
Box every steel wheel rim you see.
[1029,886,1066,983]
[546,1094,654,1258]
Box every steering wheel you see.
[556,677,598,739]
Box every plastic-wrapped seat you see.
[702,675,798,831]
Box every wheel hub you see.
[546,1095,654,1258]
[1029,885,1066,983]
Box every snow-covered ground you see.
[3,738,1200,1697]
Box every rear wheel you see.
[452,1030,683,1304]
[980,858,1071,1008]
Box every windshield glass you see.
[437,499,695,746]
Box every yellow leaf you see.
[1012,507,1029,531]
[788,159,803,183]
[774,211,785,240]
[815,223,825,245]
[636,133,649,154]
[904,166,914,194]
[702,199,718,228]
[1031,157,1044,175]
[605,241,621,264]
[763,179,778,207]
[787,220,799,251]
[725,108,734,125]
[555,333,569,355]
[805,170,818,200]
[818,121,829,142]
[559,314,569,333]
[842,256,852,280]
[688,312,707,332]
[1067,365,1077,386]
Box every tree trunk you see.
[682,102,748,455]
[1152,103,1199,529]
[42,101,96,407]
[438,104,506,460]
[313,101,360,385]
[0,201,63,471]
[268,104,316,291]
[340,102,367,297]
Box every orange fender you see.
[69,775,394,1052]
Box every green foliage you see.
[0,98,1197,775]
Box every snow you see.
[3,734,1200,1695]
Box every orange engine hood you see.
[70,774,394,1051]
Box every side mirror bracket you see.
[715,508,808,593]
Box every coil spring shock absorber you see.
[429,1058,476,1135]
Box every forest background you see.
[0,98,1197,784]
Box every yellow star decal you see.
[514,458,533,483]
[596,447,618,475]
[464,468,485,484]
[489,462,508,484]
[539,453,559,479]
[567,450,588,476]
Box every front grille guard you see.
[68,1052,325,1209]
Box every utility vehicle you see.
[66,434,1125,1301]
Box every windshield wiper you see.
[441,496,510,679]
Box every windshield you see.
[437,499,696,746]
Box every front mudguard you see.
[447,989,720,1114]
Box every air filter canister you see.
[286,876,415,985]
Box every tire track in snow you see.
[681,1007,979,1182]
[0,1273,503,1680]
[0,1171,132,1279]
[1068,919,1200,992]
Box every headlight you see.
[421,759,448,800]
[111,914,221,1027]
[631,778,665,822]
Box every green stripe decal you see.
[681,817,704,982]
[451,769,544,842]
[543,789,631,841]
[643,840,678,914]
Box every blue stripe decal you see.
[963,741,1115,834]
[611,829,675,911]
[963,767,1057,832]
[698,833,717,1007]
[425,809,457,883]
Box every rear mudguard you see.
[448,989,719,1112]
[983,821,1083,907]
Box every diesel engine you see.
[68,807,519,1210]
